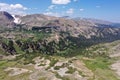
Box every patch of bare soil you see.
[2,55,17,60]
[110,44,120,78]
[111,60,120,78]
[29,70,61,80]
[72,60,93,79]
[4,67,32,76]
[32,57,88,80]
[110,52,120,58]
[30,57,61,80]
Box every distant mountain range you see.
[0,11,120,42]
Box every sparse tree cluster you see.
[1,40,16,55]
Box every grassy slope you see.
[83,57,118,80]
[0,30,120,80]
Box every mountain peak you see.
[0,11,15,28]
[0,11,14,20]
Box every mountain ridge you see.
[0,11,120,41]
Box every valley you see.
[0,41,120,80]
[0,11,120,80]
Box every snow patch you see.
[12,15,21,24]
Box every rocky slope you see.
[0,11,120,42]
[0,11,15,28]
[20,13,120,38]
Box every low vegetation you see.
[0,29,120,80]
[83,57,118,80]
[65,67,76,74]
